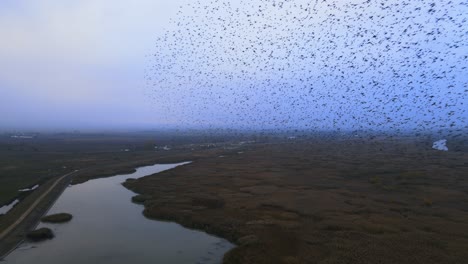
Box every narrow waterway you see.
[5,163,233,264]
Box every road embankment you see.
[0,171,76,259]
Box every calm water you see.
[5,163,233,264]
[0,199,19,215]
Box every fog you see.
[0,0,185,131]
[1,0,466,133]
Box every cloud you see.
[0,0,186,130]
[0,0,182,64]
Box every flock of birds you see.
[145,0,466,138]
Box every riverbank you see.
[0,143,243,260]
[123,139,468,264]
[4,162,233,264]
[0,172,74,258]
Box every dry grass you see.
[124,138,468,264]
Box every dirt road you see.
[0,170,78,258]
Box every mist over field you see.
[0,0,466,135]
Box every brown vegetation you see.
[124,138,468,264]
[41,213,72,223]
[131,195,151,204]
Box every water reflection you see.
[5,163,233,264]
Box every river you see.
[5,163,233,264]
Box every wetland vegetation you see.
[1,131,467,263]
[26,228,54,241]
[41,213,73,223]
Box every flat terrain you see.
[124,137,468,264]
[0,131,251,258]
[1,132,467,263]
[0,131,249,205]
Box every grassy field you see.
[1,131,467,263]
[0,130,260,207]
[0,133,142,206]
[124,135,468,264]
[0,130,259,258]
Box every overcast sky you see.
[0,0,466,132]
[0,0,186,131]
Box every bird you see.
[143,0,467,139]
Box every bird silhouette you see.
[144,0,467,140]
